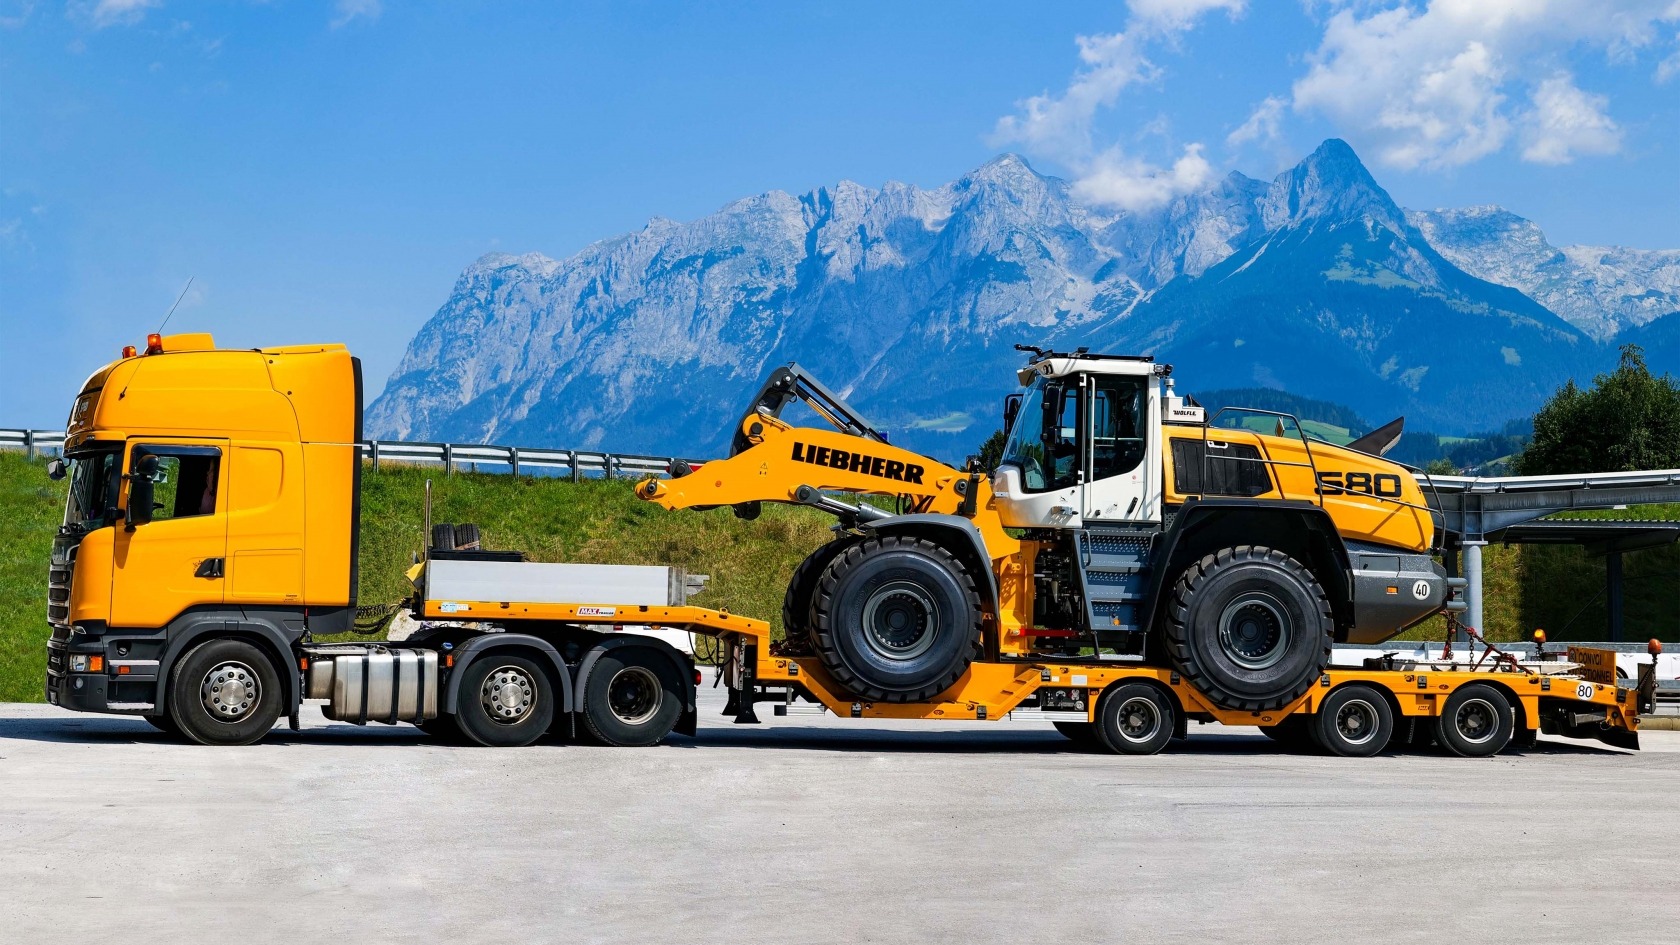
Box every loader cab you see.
[992,353,1163,529]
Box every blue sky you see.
[4,1,1677,425]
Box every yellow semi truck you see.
[43,334,1653,755]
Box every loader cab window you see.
[999,379,1080,493]
[1089,374,1148,481]
[132,446,221,521]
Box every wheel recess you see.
[810,535,983,704]
[1163,546,1333,712]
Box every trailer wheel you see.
[581,649,685,747]
[782,536,859,653]
[1259,715,1315,751]
[454,654,554,747]
[1053,721,1105,749]
[1313,685,1394,757]
[1094,683,1176,755]
[811,535,982,703]
[1164,547,1333,712]
[167,638,284,746]
[1435,683,1514,757]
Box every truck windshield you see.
[63,446,120,531]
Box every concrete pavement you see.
[2,689,1676,945]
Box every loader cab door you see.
[993,371,1161,529]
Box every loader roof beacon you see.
[44,335,1653,755]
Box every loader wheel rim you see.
[1115,696,1163,743]
[1335,699,1380,746]
[607,666,662,726]
[200,661,261,722]
[1217,594,1290,671]
[1454,697,1498,744]
[481,666,536,723]
[860,581,939,661]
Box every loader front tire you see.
[1164,546,1333,712]
[811,535,982,703]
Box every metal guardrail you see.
[0,428,693,481]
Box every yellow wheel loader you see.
[639,345,1450,714]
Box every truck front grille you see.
[47,535,75,629]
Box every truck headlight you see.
[69,654,103,673]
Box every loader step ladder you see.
[1075,525,1154,660]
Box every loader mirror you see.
[125,454,160,529]
[1003,393,1022,433]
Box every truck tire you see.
[454,654,555,747]
[1093,682,1176,755]
[431,523,456,551]
[1434,683,1513,758]
[580,648,685,747]
[166,638,284,746]
[452,523,481,550]
[144,712,182,737]
[1313,684,1394,757]
[1163,546,1333,712]
[781,536,859,653]
[1259,715,1314,751]
[1053,720,1104,749]
[811,535,982,703]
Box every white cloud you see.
[331,0,381,29]
[1286,1,1679,170]
[1226,94,1286,148]
[81,0,159,29]
[992,0,1243,210]
[1520,72,1622,163]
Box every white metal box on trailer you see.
[424,559,708,609]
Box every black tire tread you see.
[781,535,860,653]
[1163,545,1333,712]
[810,534,983,704]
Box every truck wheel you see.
[167,639,283,746]
[454,654,555,747]
[416,715,465,743]
[144,713,181,736]
[1094,683,1175,755]
[1313,685,1394,757]
[781,537,858,653]
[1434,683,1513,757]
[1164,547,1333,712]
[811,535,982,703]
[1053,720,1105,749]
[581,649,685,747]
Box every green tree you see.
[975,429,1007,473]
[1515,345,1680,475]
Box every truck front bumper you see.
[45,639,150,715]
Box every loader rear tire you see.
[782,536,860,654]
[1164,546,1333,712]
[811,535,982,704]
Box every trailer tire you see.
[1053,721,1105,749]
[1313,684,1394,757]
[167,638,283,746]
[782,536,859,654]
[1094,683,1176,755]
[1163,546,1333,712]
[454,654,554,748]
[1435,683,1513,757]
[580,648,685,747]
[811,535,982,703]
[1259,715,1315,751]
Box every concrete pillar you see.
[1462,540,1487,641]
[1606,551,1624,643]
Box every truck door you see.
[110,440,228,628]
[1081,372,1159,522]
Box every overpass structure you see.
[1423,469,1680,640]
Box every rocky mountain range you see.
[366,139,1679,460]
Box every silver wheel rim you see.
[1217,593,1291,671]
[860,581,940,661]
[1115,696,1162,743]
[1335,698,1380,746]
[481,665,536,724]
[201,661,261,722]
[1454,697,1499,744]
[607,666,662,726]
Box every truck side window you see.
[136,448,221,520]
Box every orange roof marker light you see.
[122,345,138,358]
[145,333,164,354]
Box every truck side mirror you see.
[46,458,66,481]
[1002,393,1022,433]
[125,454,160,529]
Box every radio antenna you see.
[157,277,194,334]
